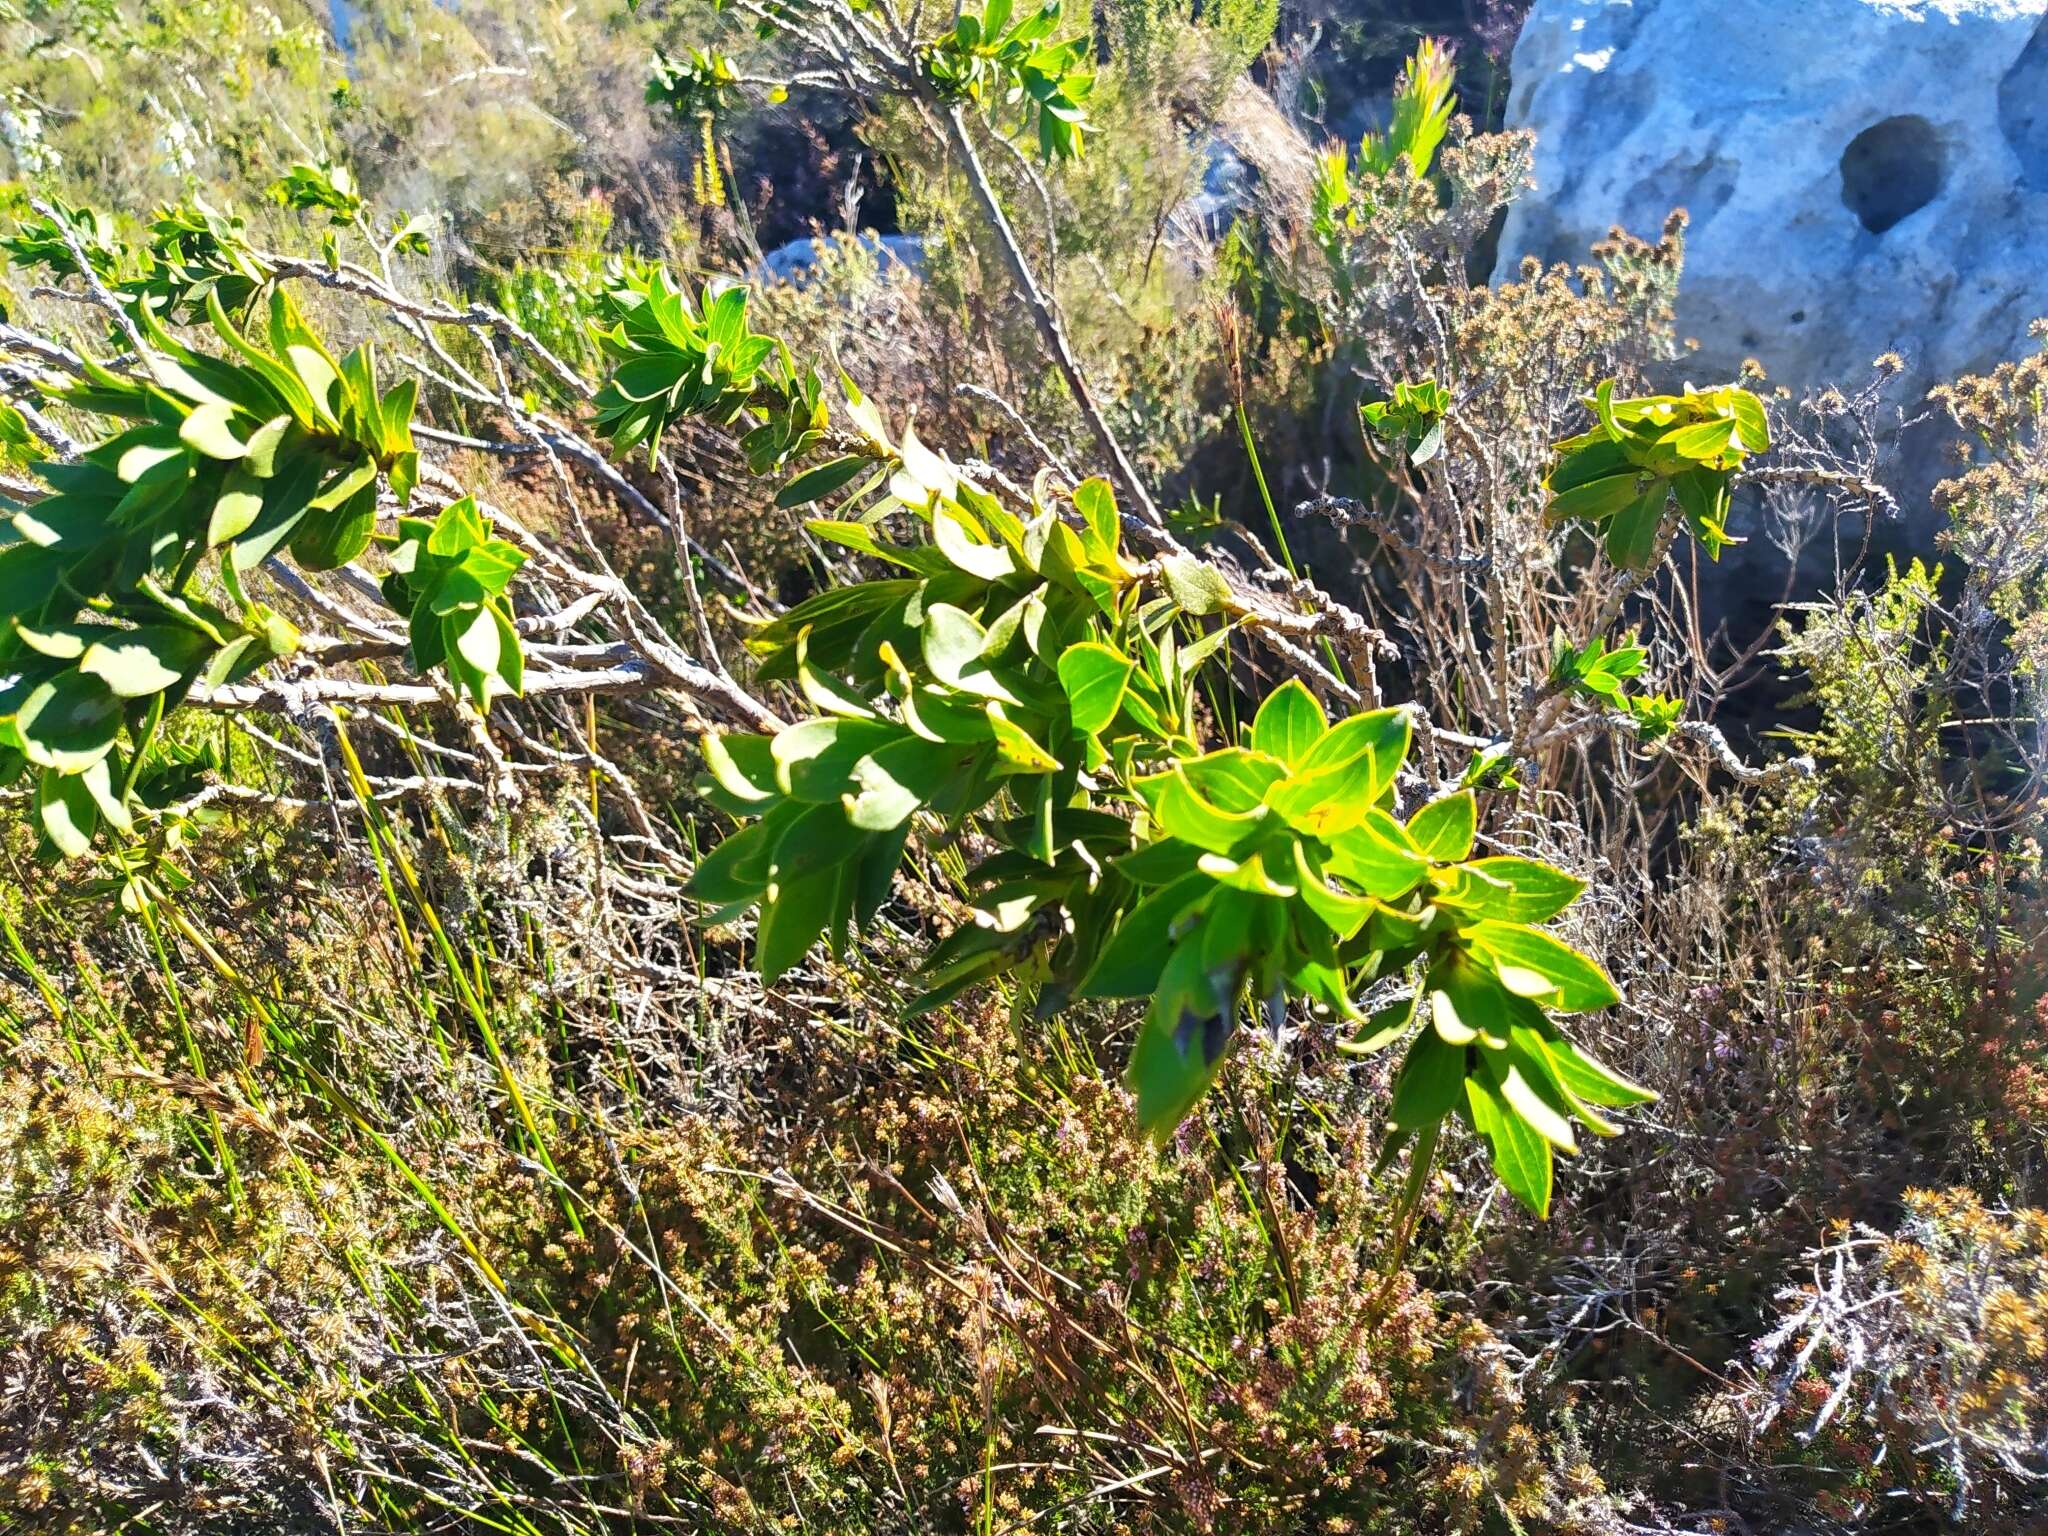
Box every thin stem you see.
[935,101,1159,526]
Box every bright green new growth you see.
[380,498,528,712]
[1544,379,1770,566]
[4,198,272,322]
[1358,35,1456,180]
[589,266,827,471]
[1362,377,1451,464]
[266,159,363,224]
[1550,633,1684,742]
[1312,36,1458,249]
[693,454,1653,1217]
[920,0,1096,160]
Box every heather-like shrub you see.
[1745,1188,2048,1524]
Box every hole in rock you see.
[1840,115,1945,234]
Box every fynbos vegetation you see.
[0,1,2040,1532]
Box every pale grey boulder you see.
[1496,0,2048,408]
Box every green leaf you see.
[228,453,324,571]
[1406,790,1475,861]
[767,799,868,883]
[1077,871,1210,998]
[771,717,902,801]
[1111,838,1202,886]
[775,453,870,508]
[891,422,958,506]
[1436,857,1585,923]
[701,731,777,807]
[1266,708,1411,835]
[1728,389,1770,455]
[1130,767,1268,856]
[1126,932,1238,1142]
[449,605,503,698]
[978,588,1042,662]
[1466,1071,1553,1217]
[1428,952,1513,1047]
[984,702,1059,775]
[200,634,259,688]
[1482,1041,1577,1153]
[112,433,188,488]
[77,752,131,833]
[1196,849,1296,897]
[380,375,420,454]
[1591,377,1623,440]
[806,519,923,572]
[932,503,1016,582]
[36,767,98,858]
[854,820,911,930]
[921,603,1020,703]
[844,735,955,830]
[1250,678,1327,766]
[78,626,211,698]
[1159,554,1231,616]
[688,813,785,903]
[1659,416,1742,466]
[1056,641,1133,734]
[178,399,247,461]
[1546,1034,1657,1107]
[426,495,487,558]
[1289,840,1375,940]
[12,624,87,661]
[1321,810,1431,899]
[286,343,343,423]
[1176,748,1287,812]
[1389,1028,1465,1133]
[208,473,266,547]
[757,865,838,983]
[1365,898,1431,952]
[1073,476,1120,556]
[427,567,489,616]
[1464,921,1619,1012]
[905,950,1012,1017]
[795,629,878,720]
[1341,993,1415,1055]
[490,606,524,698]
[753,580,914,677]
[1508,1020,1610,1135]
[1673,469,1737,560]
[899,685,997,745]
[290,478,377,571]
[459,540,527,597]
[1545,471,1643,524]
[1603,485,1667,569]
[13,671,121,772]
[1547,434,1635,494]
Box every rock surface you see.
[1497,0,2048,409]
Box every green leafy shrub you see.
[0,290,432,853]
[1542,380,1768,565]
[7,8,2045,1535]
[590,266,826,471]
[920,0,1097,160]
[692,439,1656,1213]
[1362,377,1450,464]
